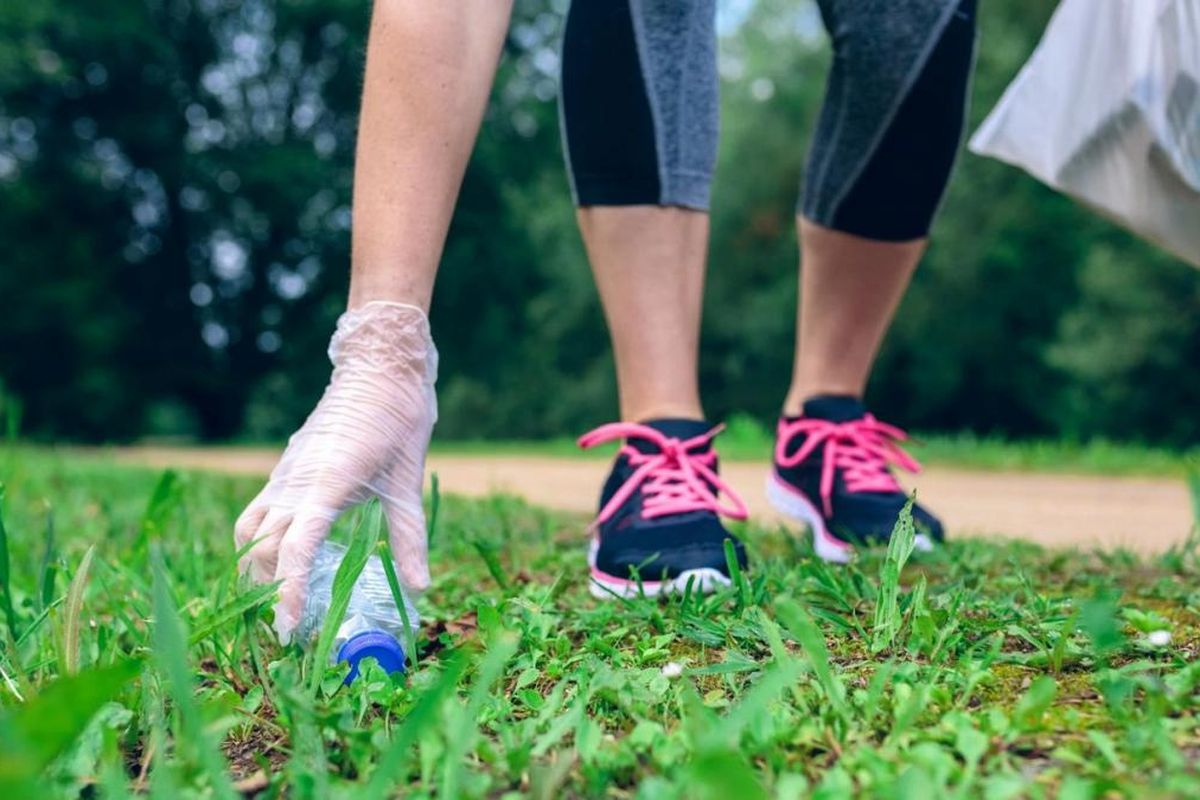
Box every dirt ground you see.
[104,446,1195,555]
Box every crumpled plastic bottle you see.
[296,541,419,683]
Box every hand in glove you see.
[233,301,438,643]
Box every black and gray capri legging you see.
[559,0,977,242]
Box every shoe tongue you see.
[630,418,712,454]
[801,395,866,423]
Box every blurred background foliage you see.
[1,0,1197,446]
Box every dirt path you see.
[105,446,1195,554]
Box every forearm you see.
[348,0,513,311]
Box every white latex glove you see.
[234,301,438,644]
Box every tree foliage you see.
[1,0,1196,445]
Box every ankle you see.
[782,387,863,419]
[620,400,705,424]
[781,390,805,418]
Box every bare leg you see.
[782,217,925,416]
[577,207,708,422]
[348,0,513,312]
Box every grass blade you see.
[720,657,804,745]
[902,573,930,654]
[377,541,419,670]
[287,694,329,800]
[308,502,382,695]
[38,502,57,613]
[0,658,139,793]
[440,631,519,798]
[362,651,469,796]
[1012,675,1058,732]
[0,641,24,701]
[471,538,510,591]
[871,496,916,653]
[14,596,65,648]
[774,597,848,722]
[62,544,96,675]
[683,749,769,800]
[427,472,441,548]
[98,744,135,800]
[188,581,280,646]
[862,660,895,728]
[725,538,751,610]
[0,484,19,640]
[140,471,181,541]
[149,544,236,799]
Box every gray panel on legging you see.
[560,0,972,238]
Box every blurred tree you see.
[0,0,1196,446]
[1048,241,1200,444]
[0,0,370,438]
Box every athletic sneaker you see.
[577,419,749,599]
[766,395,942,563]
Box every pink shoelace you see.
[775,415,921,518]
[578,422,749,525]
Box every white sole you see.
[765,472,933,563]
[586,537,732,600]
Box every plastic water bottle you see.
[297,541,419,684]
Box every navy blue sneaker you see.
[766,395,943,563]
[578,419,749,598]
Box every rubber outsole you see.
[766,471,933,563]
[586,537,732,600]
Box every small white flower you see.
[661,662,683,679]
[1148,630,1172,647]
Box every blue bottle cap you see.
[336,630,406,684]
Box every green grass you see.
[2,447,1200,798]
[423,415,1200,478]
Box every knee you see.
[826,0,976,74]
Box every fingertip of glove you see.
[273,616,295,646]
[273,600,299,646]
[234,505,268,547]
[399,560,431,594]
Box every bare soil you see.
[103,446,1195,554]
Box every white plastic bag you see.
[970,0,1200,268]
